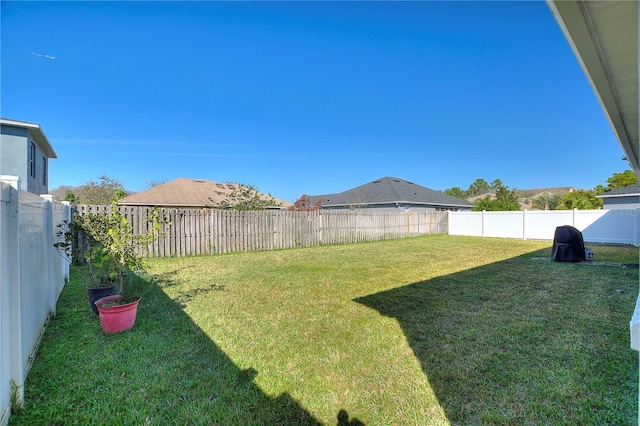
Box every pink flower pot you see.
[95,295,140,334]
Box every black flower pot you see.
[87,286,119,315]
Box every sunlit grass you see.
[10,235,638,425]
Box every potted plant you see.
[78,203,165,333]
[55,217,119,315]
[84,246,120,315]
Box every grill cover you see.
[551,225,585,262]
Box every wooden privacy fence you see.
[74,206,448,257]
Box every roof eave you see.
[0,118,57,158]
[596,193,640,199]
[546,0,639,174]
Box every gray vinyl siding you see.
[0,125,49,195]
[602,196,640,210]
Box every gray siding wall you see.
[602,196,640,210]
[0,126,49,195]
[0,126,28,185]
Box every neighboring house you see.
[0,118,57,195]
[469,187,574,210]
[596,183,640,210]
[309,176,473,212]
[517,187,573,206]
[118,177,291,209]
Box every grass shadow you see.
[355,247,639,424]
[153,269,226,308]
[10,266,322,425]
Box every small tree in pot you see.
[55,216,119,314]
[79,203,166,332]
[84,246,120,314]
[80,208,157,294]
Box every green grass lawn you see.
[10,235,639,425]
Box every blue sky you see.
[1,1,629,202]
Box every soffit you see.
[547,0,638,173]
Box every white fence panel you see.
[449,209,640,245]
[484,211,524,239]
[0,177,71,426]
[52,201,70,302]
[18,201,51,375]
[448,211,483,237]
[524,210,575,240]
[580,209,639,245]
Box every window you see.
[29,143,36,178]
[42,156,47,185]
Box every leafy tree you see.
[64,190,80,204]
[77,175,126,205]
[445,178,505,200]
[78,203,166,294]
[593,184,607,195]
[443,187,466,199]
[288,195,323,211]
[210,183,279,210]
[531,193,561,210]
[492,184,520,211]
[489,180,508,194]
[605,169,638,191]
[466,179,491,198]
[472,195,494,211]
[114,189,126,201]
[472,182,520,211]
[559,190,602,210]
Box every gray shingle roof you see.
[310,177,473,208]
[596,182,640,198]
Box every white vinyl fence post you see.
[2,177,24,407]
[482,210,486,238]
[573,208,577,227]
[523,209,528,240]
[62,202,71,280]
[635,208,640,247]
[41,195,56,315]
[0,180,13,425]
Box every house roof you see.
[516,187,573,199]
[469,187,573,202]
[469,187,574,210]
[310,177,473,209]
[596,182,640,199]
[0,118,57,158]
[118,178,290,208]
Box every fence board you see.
[74,206,448,257]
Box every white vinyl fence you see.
[449,208,640,245]
[0,176,71,426]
